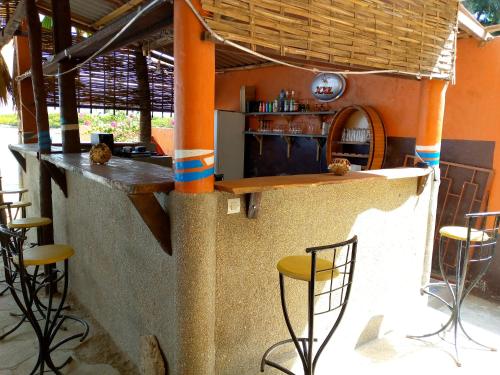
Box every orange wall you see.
[216,66,421,138]
[215,38,500,210]
[152,127,175,156]
[443,38,500,210]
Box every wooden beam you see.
[52,0,81,153]
[128,193,172,255]
[16,1,173,81]
[41,160,68,197]
[458,4,494,41]
[25,0,51,154]
[216,62,276,73]
[25,0,54,247]
[9,149,27,172]
[91,0,148,29]
[135,48,152,143]
[35,2,93,31]
[14,34,38,144]
[0,0,26,48]
[486,24,500,34]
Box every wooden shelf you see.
[245,131,327,138]
[245,131,327,159]
[331,141,370,145]
[326,106,386,170]
[331,152,370,159]
[215,168,431,195]
[245,111,336,116]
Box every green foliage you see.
[41,16,53,30]
[0,113,18,126]
[463,0,500,26]
[79,111,174,142]
[48,113,61,127]
[0,113,60,127]
[0,110,174,142]
[0,53,13,106]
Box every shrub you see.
[1,110,174,142]
[0,113,19,126]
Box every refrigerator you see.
[214,110,245,180]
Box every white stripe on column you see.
[175,149,214,159]
[61,124,80,131]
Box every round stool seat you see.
[0,201,32,209]
[8,217,52,229]
[277,255,339,282]
[0,188,28,195]
[440,226,489,242]
[15,244,74,266]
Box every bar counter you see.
[10,144,175,194]
[12,144,434,375]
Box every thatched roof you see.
[0,53,13,106]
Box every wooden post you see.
[135,48,152,144]
[174,0,215,193]
[14,32,38,144]
[25,0,53,245]
[51,0,81,153]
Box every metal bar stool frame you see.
[0,199,30,296]
[261,236,358,375]
[0,225,89,374]
[408,211,500,366]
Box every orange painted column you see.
[415,79,449,167]
[174,0,215,193]
[14,34,38,144]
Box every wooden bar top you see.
[10,144,175,194]
[215,168,430,195]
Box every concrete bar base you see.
[17,150,432,374]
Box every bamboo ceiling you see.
[41,30,174,113]
[201,0,460,79]
[0,0,18,29]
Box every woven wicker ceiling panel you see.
[41,30,174,112]
[0,0,18,29]
[201,0,459,79]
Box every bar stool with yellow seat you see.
[8,216,52,246]
[0,201,32,223]
[408,211,500,366]
[0,188,29,224]
[1,216,52,331]
[8,216,52,231]
[0,225,89,374]
[261,236,358,375]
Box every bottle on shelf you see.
[279,89,286,112]
[290,90,295,113]
[273,99,278,112]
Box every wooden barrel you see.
[326,105,386,170]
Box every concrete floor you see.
[0,290,137,374]
[266,288,500,375]
[2,280,499,374]
[335,293,500,374]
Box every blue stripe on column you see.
[175,167,215,183]
[426,159,440,166]
[176,159,204,170]
[38,130,52,151]
[416,151,440,159]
